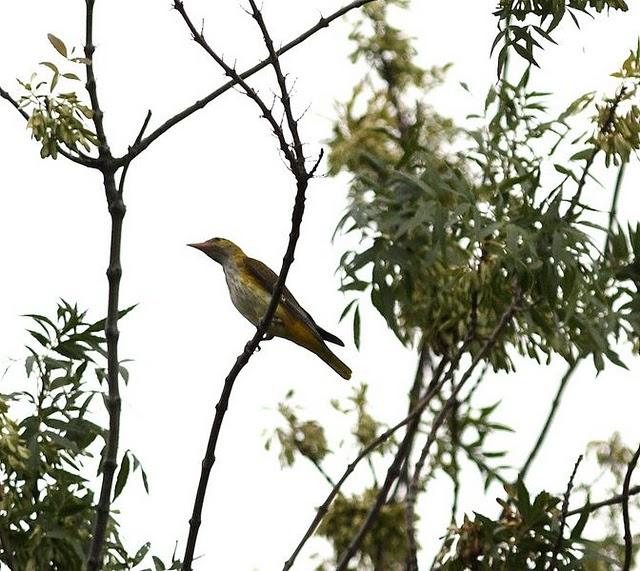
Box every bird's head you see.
[187,237,243,265]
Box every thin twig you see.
[307,456,336,488]
[622,443,640,571]
[83,0,109,158]
[520,361,579,480]
[247,0,305,169]
[175,2,323,568]
[549,455,583,571]
[118,111,152,195]
[120,0,378,165]
[603,163,627,255]
[0,85,28,120]
[401,294,520,571]
[566,485,640,517]
[173,1,297,170]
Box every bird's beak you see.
[187,242,207,252]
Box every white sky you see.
[1,1,640,569]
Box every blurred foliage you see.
[316,488,413,571]
[331,384,395,453]
[330,3,640,374]
[0,301,180,570]
[427,392,512,496]
[18,33,97,159]
[492,0,629,75]
[265,390,331,468]
[433,480,605,570]
[433,434,640,570]
[266,0,640,569]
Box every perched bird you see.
[188,237,351,380]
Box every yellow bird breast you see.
[223,266,288,336]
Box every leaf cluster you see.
[435,480,613,570]
[18,34,96,159]
[0,301,176,571]
[331,9,639,373]
[492,0,629,75]
[316,488,413,571]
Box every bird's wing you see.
[245,257,344,346]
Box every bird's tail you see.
[317,344,351,380]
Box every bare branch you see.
[400,294,519,571]
[83,0,109,158]
[118,110,152,195]
[622,442,640,571]
[120,0,378,165]
[86,168,124,571]
[549,455,583,571]
[247,0,305,171]
[174,2,328,568]
[566,485,640,517]
[83,2,128,567]
[173,0,297,170]
[520,362,579,480]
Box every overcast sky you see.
[1,1,640,569]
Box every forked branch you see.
[174,2,330,568]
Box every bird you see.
[188,237,351,380]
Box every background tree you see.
[267,1,640,569]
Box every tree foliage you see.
[0,302,180,570]
[267,0,640,569]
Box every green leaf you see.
[39,61,59,74]
[27,329,49,348]
[569,148,594,162]
[353,305,361,350]
[570,503,590,539]
[113,451,131,500]
[47,33,68,58]
[86,304,137,333]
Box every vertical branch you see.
[548,455,583,571]
[81,1,123,568]
[400,296,518,571]
[181,168,312,571]
[394,342,430,496]
[173,3,326,568]
[87,169,123,571]
[622,443,640,571]
[604,163,627,254]
[84,0,109,158]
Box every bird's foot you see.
[263,333,274,341]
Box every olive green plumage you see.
[188,237,351,380]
